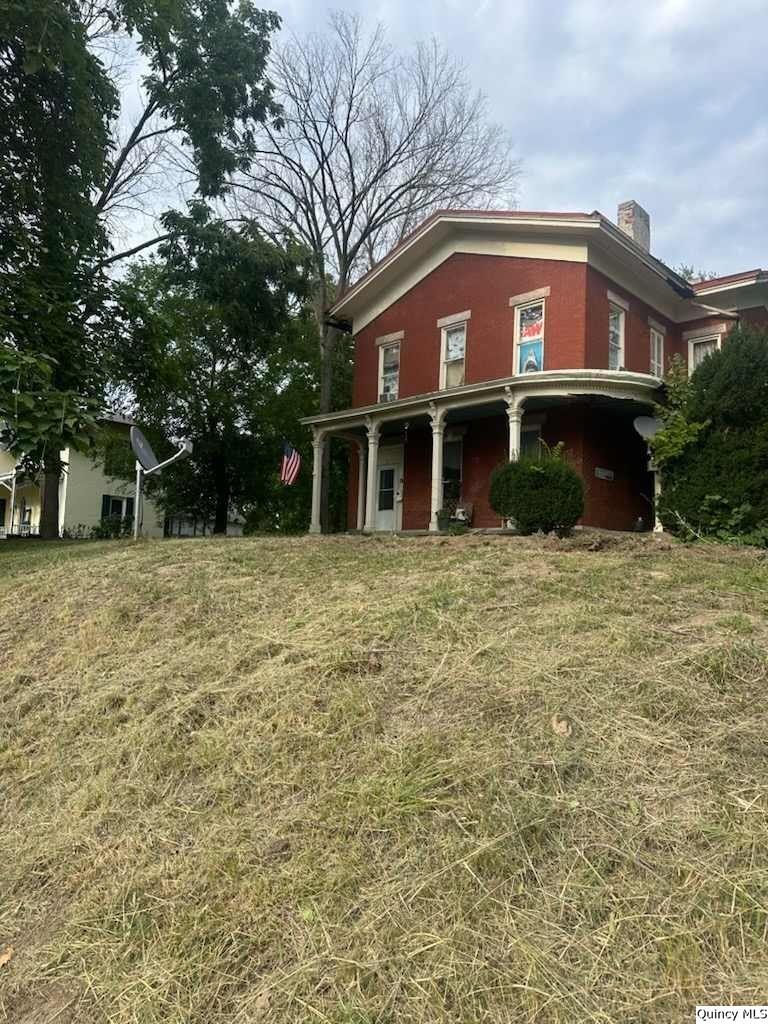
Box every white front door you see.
[374,446,403,531]
[375,464,397,531]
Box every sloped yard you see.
[1,532,767,1022]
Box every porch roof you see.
[301,369,661,435]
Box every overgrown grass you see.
[1,533,768,1022]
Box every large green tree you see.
[1,0,118,536]
[1,0,283,537]
[108,205,312,534]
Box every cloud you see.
[112,0,767,274]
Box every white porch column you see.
[505,390,524,461]
[309,429,326,534]
[364,417,380,532]
[429,403,446,532]
[356,441,366,531]
[653,468,663,533]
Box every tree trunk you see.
[212,450,230,535]
[314,275,341,533]
[39,451,62,540]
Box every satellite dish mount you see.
[130,426,193,539]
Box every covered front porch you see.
[302,370,661,535]
[0,468,41,539]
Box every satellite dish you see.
[633,416,663,440]
[130,426,159,471]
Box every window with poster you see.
[514,299,545,374]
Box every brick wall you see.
[352,253,589,407]
[402,428,432,530]
[740,307,768,330]
[356,404,652,533]
[579,408,652,530]
[586,267,683,372]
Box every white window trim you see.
[439,319,468,390]
[508,285,550,307]
[513,297,546,376]
[103,495,132,518]
[648,317,667,335]
[649,326,664,377]
[687,334,722,374]
[608,302,626,370]
[378,341,400,402]
[375,329,404,347]
[683,323,728,341]
[436,309,471,329]
[607,289,629,312]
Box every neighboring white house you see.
[0,419,164,539]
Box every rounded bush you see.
[489,453,584,536]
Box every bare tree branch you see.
[235,11,520,421]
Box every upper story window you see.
[379,343,400,402]
[689,335,720,371]
[608,301,626,370]
[515,300,545,374]
[650,325,665,377]
[437,310,470,389]
[376,330,403,402]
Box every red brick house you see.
[302,203,768,533]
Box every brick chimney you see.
[617,200,650,252]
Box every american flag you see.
[280,440,301,485]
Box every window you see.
[440,323,467,389]
[377,467,395,511]
[689,335,720,371]
[650,327,664,377]
[514,300,545,375]
[442,439,463,502]
[101,494,135,522]
[608,303,625,370]
[378,343,400,402]
[521,425,542,459]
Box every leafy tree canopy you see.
[107,205,314,533]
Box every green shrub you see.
[489,448,584,536]
[655,327,768,543]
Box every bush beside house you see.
[653,328,768,544]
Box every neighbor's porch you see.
[0,471,42,539]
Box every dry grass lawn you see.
[1,532,768,1023]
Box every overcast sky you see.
[266,0,766,275]
[116,0,766,275]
